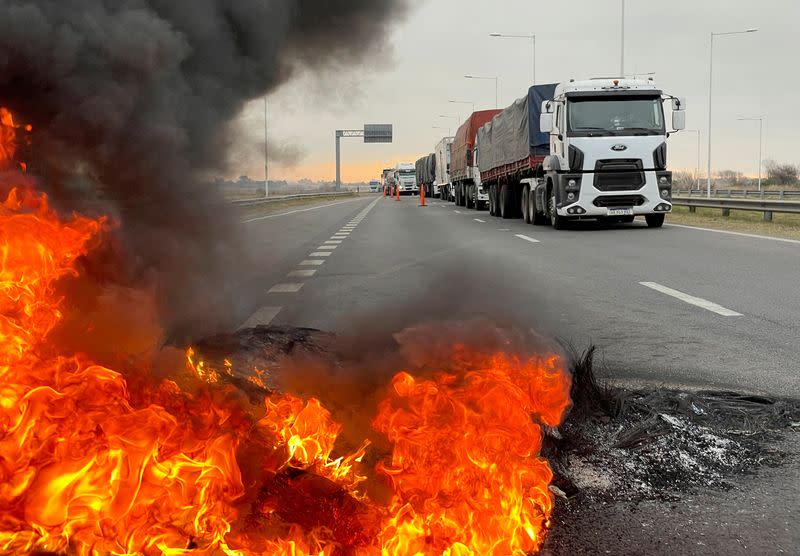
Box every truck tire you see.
[530,190,544,225]
[549,190,568,230]
[500,184,513,219]
[645,213,665,228]
[465,185,474,209]
[522,187,531,223]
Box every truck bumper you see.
[555,172,672,217]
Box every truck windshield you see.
[399,171,415,178]
[567,96,664,136]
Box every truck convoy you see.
[411,78,685,229]
[451,110,501,209]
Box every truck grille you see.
[593,159,645,191]
[593,195,645,208]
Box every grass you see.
[667,205,800,241]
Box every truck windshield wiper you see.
[572,126,612,136]
[614,127,660,135]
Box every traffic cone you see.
[420,185,426,207]
[395,184,400,201]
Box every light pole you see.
[264,95,269,197]
[439,114,460,127]
[707,28,758,198]
[684,129,701,190]
[489,33,536,85]
[738,117,764,191]
[449,100,475,115]
[465,75,499,109]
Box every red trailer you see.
[450,110,502,208]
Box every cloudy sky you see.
[232,0,797,182]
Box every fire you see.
[0,107,572,555]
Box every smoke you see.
[0,0,407,342]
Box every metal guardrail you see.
[227,191,356,207]
[675,188,800,199]
[671,195,800,221]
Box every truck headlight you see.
[659,176,668,185]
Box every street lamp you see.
[620,0,625,76]
[489,33,536,85]
[706,28,758,198]
[465,75,500,109]
[738,117,764,191]
[684,129,702,191]
[449,100,475,114]
[263,96,269,198]
[439,114,460,126]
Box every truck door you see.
[552,103,566,159]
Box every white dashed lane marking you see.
[514,234,540,244]
[300,259,325,266]
[317,245,337,251]
[268,283,304,293]
[309,252,332,257]
[238,306,281,329]
[288,269,317,278]
[474,218,486,223]
[640,282,743,317]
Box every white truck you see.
[434,137,454,201]
[393,162,418,195]
[479,78,685,229]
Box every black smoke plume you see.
[0,0,407,342]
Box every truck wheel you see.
[522,187,531,223]
[530,190,545,225]
[465,186,473,209]
[549,191,567,230]
[645,214,665,228]
[500,184,512,219]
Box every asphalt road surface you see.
[239,194,800,398]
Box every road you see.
[239,194,800,398]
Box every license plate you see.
[607,208,633,216]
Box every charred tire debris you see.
[192,326,800,552]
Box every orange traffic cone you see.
[395,184,400,202]
[420,185,426,207]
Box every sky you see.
[231,0,798,183]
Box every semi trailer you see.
[415,153,437,197]
[476,79,685,228]
[434,137,454,201]
[451,109,502,209]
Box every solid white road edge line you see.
[474,218,486,223]
[665,223,800,245]
[514,234,541,244]
[639,282,743,317]
[241,198,364,223]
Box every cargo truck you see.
[394,162,418,195]
[434,137,454,201]
[451,110,502,209]
[477,79,685,229]
[382,168,394,195]
[415,153,437,198]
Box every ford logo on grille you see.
[611,144,628,152]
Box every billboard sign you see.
[364,123,393,143]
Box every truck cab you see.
[394,163,418,195]
[538,78,685,228]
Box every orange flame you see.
[0,107,572,555]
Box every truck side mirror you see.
[671,97,686,111]
[540,113,554,133]
[672,110,686,131]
